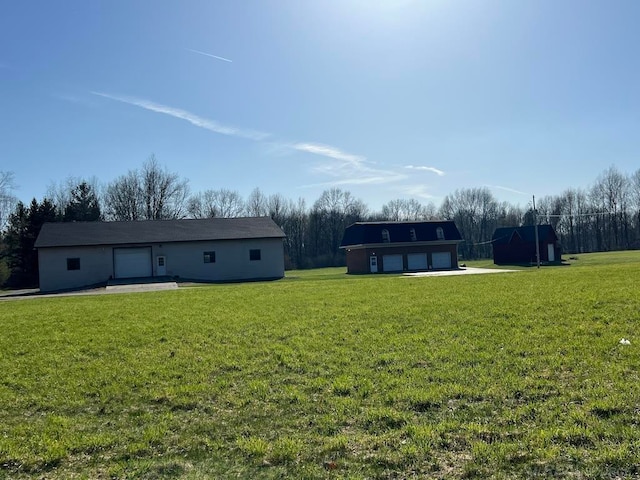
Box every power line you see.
[541,211,617,218]
[465,234,510,246]
[459,206,627,247]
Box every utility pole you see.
[533,195,540,269]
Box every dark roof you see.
[35,217,286,248]
[340,221,462,247]
[492,225,557,245]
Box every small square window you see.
[203,251,216,263]
[250,249,261,261]
[67,258,80,270]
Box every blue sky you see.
[1,0,639,211]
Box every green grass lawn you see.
[1,251,639,479]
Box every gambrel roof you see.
[35,217,286,248]
[340,221,462,248]
[492,225,557,246]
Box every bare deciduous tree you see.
[439,187,499,259]
[105,170,144,221]
[141,155,190,220]
[0,171,17,231]
[188,189,245,218]
[246,187,268,217]
[282,197,307,269]
[381,198,437,221]
[267,193,289,226]
[104,156,189,221]
[589,166,629,250]
[630,169,640,242]
[310,188,367,261]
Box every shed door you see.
[407,253,428,270]
[432,252,452,269]
[383,254,403,272]
[547,244,555,262]
[114,247,152,278]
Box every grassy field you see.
[1,251,639,479]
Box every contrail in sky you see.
[404,165,445,176]
[186,48,233,63]
[90,92,268,140]
[486,184,529,195]
[90,91,414,188]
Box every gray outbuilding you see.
[34,217,286,292]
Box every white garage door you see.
[114,247,152,278]
[383,254,403,272]
[432,252,452,270]
[407,253,428,270]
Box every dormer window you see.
[410,228,417,242]
[382,229,391,243]
[436,227,445,240]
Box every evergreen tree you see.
[3,201,29,280]
[63,182,101,221]
[4,198,58,287]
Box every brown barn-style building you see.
[492,224,561,265]
[340,221,463,274]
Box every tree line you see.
[1,156,640,287]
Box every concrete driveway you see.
[403,267,520,277]
[0,282,178,301]
[0,268,516,301]
[105,282,178,293]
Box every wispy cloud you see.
[91,92,268,140]
[300,174,407,189]
[91,91,415,190]
[486,184,529,195]
[186,48,233,63]
[291,143,365,165]
[401,185,436,200]
[294,142,407,187]
[327,169,408,186]
[404,165,445,176]
[54,93,97,106]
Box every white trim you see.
[340,240,462,249]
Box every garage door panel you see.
[407,253,428,270]
[383,254,403,272]
[432,252,451,269]
[114,247,152,278]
